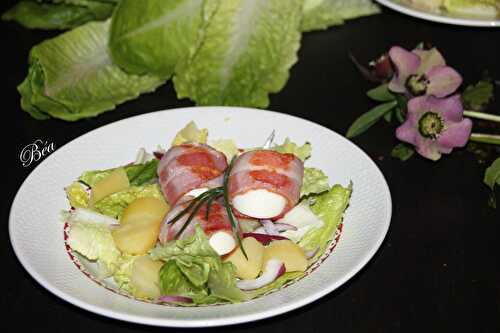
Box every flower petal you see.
[437,118,473,149]
[396,122,418,146]
[430,94,463,122]
[415,136,441,161]
[407,95,430,119]
[426,66,463,97]
[413,48,446,74]
[388,46,420,93]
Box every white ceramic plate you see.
[376,0,500,27]
[9,107,391,327]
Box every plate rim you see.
[9,106,392,327]
[376,0,500,27]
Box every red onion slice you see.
[260,219,280,236]
[158,295,193,304]
[236,259,286,291]
[243,232,288,245]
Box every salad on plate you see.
[62,121,352,305]
[401,0,500,18]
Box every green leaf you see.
[2,1,115,30]
[346,101,397,138]
[301,0,380,32]
[300,167,330,197]
[173,0,304,108]
[18,20,164,121]
[484,157,500,190]
[462,80,494,111]
[109,0,214,78]
[391,143,415,161]
[128,160,160,186]
[271,138,312,161]
[367,84,396,102]
[383,110,393,122]
[484,157,500,209]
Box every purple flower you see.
[396,94,473,161]
[388,46,462,98]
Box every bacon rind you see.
[157,143,227,206]
[228,150,304,219]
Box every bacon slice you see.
[228,150,304,219]
[158,198,234,244]
[157,143,227,206]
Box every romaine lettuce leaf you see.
[109,0,217,78]
[65,181,89,208]
[301,0,380,32]
[299,183,352,258]
[79,159,159,187]
[2,0,115,30]
[93,183,166,218]
[171,121,209,146]
[209,139,239,161]
[18,20,164,121]
[67,221,122,278]
[151,226,246,304]
[173,0,304,108]
[272,138,311,161]
[301,167,329,197]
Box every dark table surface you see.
[3,2,499,332]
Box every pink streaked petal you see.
[438,146,453,154]
[437,118,473,149]
[426,66,463,97]
[415,136,441,161]
[413,48,446,74]
[396,122,418,146]
[389,46,420,82]
[430,94,464,122]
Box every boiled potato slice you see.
[223,237,264,280]
[121,197,169,226]
[263,240,308,272]
[131,256,164,299]
[112,220,161,255]
[89,168,129,206]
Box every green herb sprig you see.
[167,157,247,257]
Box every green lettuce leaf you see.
[301,0,380,32]
[67,220,122,278]
[65,181,89,208]
[2,0,116,30]
[109,0,215,78]
[151,226,246,304]
[173,0,304,108]
[18,20,164,121]
[299,183,352,258]
[301,167,330,197]
[272,138,312,161]
[93,183,165,218]
[171,121,209,146]
[79,159,159,187]
[444,0,499,18]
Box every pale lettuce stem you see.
[469,133,500,145]
[463,110,500,123]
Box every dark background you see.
[2,1,499,332]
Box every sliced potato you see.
[262,240,308,272]
[131,256,164,299]
[89,168,129,206]
[121,197,169,226]
[223,237,264,280]
[112,220,161,255]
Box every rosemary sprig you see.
[223,157,248,259]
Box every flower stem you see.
[463,110,500,123]
[470,133,500,145]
